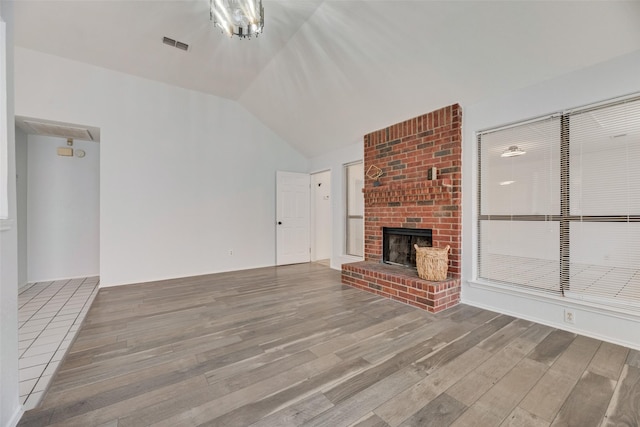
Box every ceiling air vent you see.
[163,36,189,52]
[23,120,94,141]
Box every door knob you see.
[278,221,282,225]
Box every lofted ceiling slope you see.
[14,1,640,158]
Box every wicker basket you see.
[414,244,450,281]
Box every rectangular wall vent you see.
[163,36,189,52]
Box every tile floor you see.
[18,276,100,410]
[480,254,640,307]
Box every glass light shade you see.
[210,0,264,39]
[501,145,526,157]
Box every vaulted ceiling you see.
[13,1,640,157]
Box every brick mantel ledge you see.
[363,179,459,206]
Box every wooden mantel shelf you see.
[363,179,458,205]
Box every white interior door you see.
[276,171,310,265]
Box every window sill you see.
[467,278,640,321]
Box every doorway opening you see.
[311,170,332,264]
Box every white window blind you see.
[565,97,640,307]
[478,94,640,310]
[478,117,562,295]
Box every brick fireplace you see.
[342,104,462,313]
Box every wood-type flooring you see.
[18,263,640,426]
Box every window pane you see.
[347,217,363,257]
[480,118,560,216]
[569,222,640,305]
[479,220,559,292]
[347,163,364,216]
[570,101,640,215]
[345,162,364,257]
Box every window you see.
[0,21,8,224]
[478,95,640,309]
[345,162,364,257]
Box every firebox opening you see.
[383,227,432,268]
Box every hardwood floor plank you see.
[477,318,534,353]
[247,392,335,427]
[207,349,319,392]
[518,323,554,344]
[198,356,372,426]
[601,365,640,427]
[397,393,466,427]
[50,375,209,427]
[148,353,348,427]
[446,338,538,407]
[500,407,550,427]
[374,347,492,426]
[334,318,456,363]
[587,341,629,381]
[349,413,390,427]
[303,368,424,427]
[42,354,202,409]
[545,335,600,378]
[528,330,577,366]
[517,333,602,424]
[550,371,615,427]
[470,358,548,421]
[16,264,637,427]
[412,315,517,376]
[449,405,503,427]
[627,349,640,368]
[324,320,484,405]
[518,369,580,423]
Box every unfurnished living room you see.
[1,1,640,426]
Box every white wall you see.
[311,170,331,261]
[15,126,27,288]
[15,47,309,287]
[462,49,640,350]
[0,1,23,425]
[309,141,364,269]
[27,135,99,282]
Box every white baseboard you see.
[7,404,24,427]
[462,280,640,351]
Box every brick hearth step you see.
[342,261,460,313]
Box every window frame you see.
[344,161,364,257]
[477,93,640,307]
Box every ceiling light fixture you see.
[501,145,526,158]
[210,0,264,39]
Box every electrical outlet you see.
[564,309,575,324]
[229,249,233,256]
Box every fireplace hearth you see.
[383,227,432,268]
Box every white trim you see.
[7,405,24,427]
[0,20,8,220]
[464,279,640,351]
[25,273,100,284]
[462,297,640,352]
[468,279,640,321]
[340,255,364,263]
